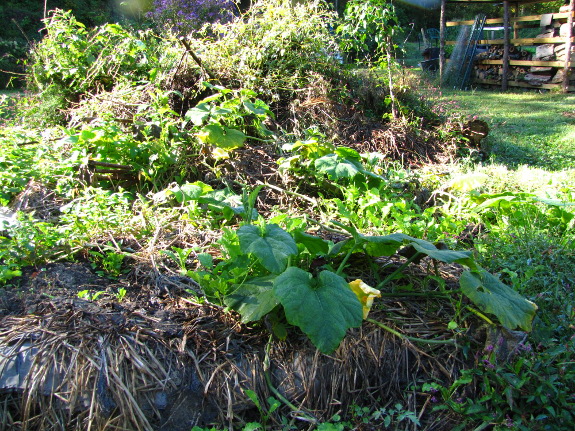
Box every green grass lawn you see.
[441,89,575,170]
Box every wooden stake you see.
[440,0,447,82]
[563,0,574,93]
[502,0,510,91]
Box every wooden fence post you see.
[563,0,574,93]
[502,0,510,91]
[440,0,447,82]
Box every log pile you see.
[471,11,575,88]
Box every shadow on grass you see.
[443,89,575,171]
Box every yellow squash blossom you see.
[348,279,381,319]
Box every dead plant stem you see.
[366,318,456,346]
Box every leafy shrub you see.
[26,10,164,122]
[336,0,400,65]
[196,0,342,102]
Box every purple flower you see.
[148,0,235,35]
[482,359,495,369]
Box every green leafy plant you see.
[244,389,281,429]
[349,402,420,428]
[425,336,575,431]
[336,0,399,66]
[77,289,106,301]
[88,248,125,277]
[27,10,163,121]
[186,83,273,156]
[159,181,259,225]
[212,216,537,353]
[160,247,194,274]
[115,287,127,302]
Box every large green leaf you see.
[460,269,538,332]
[293,231,330,256]
[198,124,247,149]
[315,154,362,180]
[362,233,414,257]
[224,276,278,323]
[168,181,212,203]
[185,102,211,126]
[410,238,476,267]
[273,268,363,353]
[238,224,298,274]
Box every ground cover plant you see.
[0,1,574,430]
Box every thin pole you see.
[502,0,510,91]
[440,0,447,82]
[563,0,574,93]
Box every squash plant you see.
[192,215,538,354]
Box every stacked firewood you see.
[472,16,575,87]
[527,21,574,85]
[473,46,531,81]
[475,46,531,61]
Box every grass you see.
[419,80,575,431]
[440,89,575,170]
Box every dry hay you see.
[0,260,469,431]
[9,180,64,223]
[343,118,458,168]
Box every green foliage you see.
[274,268,363,353]
[460,270,538,332]
[336,0,399,65]
[88,248,126,277]
[59,188,135,238]
[0,130,41,205]
[0,213,62,282]
[197,0,342,101]
[58,119,181,182]
[188,84,274,155]
[426,336,575,431]
[238,224,298,274]
[210,214,537,352]
[26,10,163,122]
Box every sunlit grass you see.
[441,89,575,170]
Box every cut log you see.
[536,28,556,38]
[551,68,575,83]
[560,23,575,37]
[525,73,552,85]
[530,66,554,72]
[534,44,555,60]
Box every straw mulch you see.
[0,260,469,431]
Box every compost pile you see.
[0,2,500,430]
